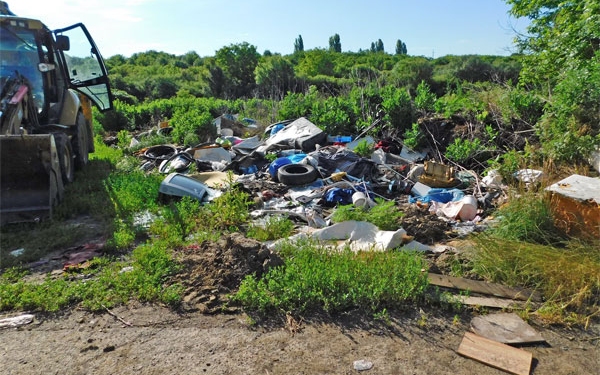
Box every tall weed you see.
[488,191,565,245]
[469,235,600,324]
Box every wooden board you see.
[428,273,542,302]
[471,313,545,344]
[458,296,525,309]
[457,332,533,375]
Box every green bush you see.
[170,107,214,145]
[310,95,355,135]
[414,80,436,114]
[233,240,428,314]
[331,198,404,231]
[381,85,414,133]
[403,122,424,149]
[247,216,295,241]
[445,138,484,163]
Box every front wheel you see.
[73,112,89,169]
[54,133,75,184]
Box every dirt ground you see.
[1,303,598,375]
[1,233,599,375]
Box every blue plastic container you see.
[268,157,292,179]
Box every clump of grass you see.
[353,139,374,158]
[469,235,600,325]
[232,239,428,315]
[331,198,403,231]
[204,183,252,231]
[150,180,252,246]
[0,242,182,312]
[488,191,566,245]
[247,215,295,241]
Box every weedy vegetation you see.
[466,188,600,326]
[232,239,429,316]
[331,198,404,231]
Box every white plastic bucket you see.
[352,192,368,208]
[458,195,477,221]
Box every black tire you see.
[277,163,318,186]
[54,133,75,184]
[73,112,89,170]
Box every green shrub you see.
[381,85,414,132]
[310,96,355,135]
[247,215,295,241]
[353,139,373,157]
[414,80,436,114]
[233,240,428,314]
[445,138,484,163]
[403,122,423,149]
[170,107,214,145]
[331,198,404,231]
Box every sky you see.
[9,0,529,59]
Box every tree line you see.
[98,0,599,167]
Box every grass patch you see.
[488,191,566,245]
[149,182,252,246]
[0,242,182,312]
[232,239,428,315]
[469,235,600,325]
[246,215,295,241]
[468,189,599,325]
[331,198,404,231]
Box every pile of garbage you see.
[124,116,565,251]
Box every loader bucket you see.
[0,134,64,225]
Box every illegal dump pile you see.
[138,115,497,243]
[117,115,598,316]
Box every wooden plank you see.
[457,332,533,375]
[458,296,525,309]
[428,273,542,302]
[471,313,545,344]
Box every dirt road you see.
[1,303,598,375]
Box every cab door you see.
[53,23,113,112]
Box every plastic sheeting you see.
[308,220,407,252]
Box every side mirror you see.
[55,35,70,51]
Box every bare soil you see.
[1,303,598,375]
[1,232,599,375]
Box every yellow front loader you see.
[0,2,113,224]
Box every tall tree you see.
[254,55,296,100]
[507,0,600,162]
[395,39,407,55]
[329,33,341,53]
[294,35,304,53]
[375,39,384,52]
[215,42,260,98]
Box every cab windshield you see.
[0,25,44,109]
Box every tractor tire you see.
[277,163,318,186]
[73,111,89,169]
[54,133,75,184]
